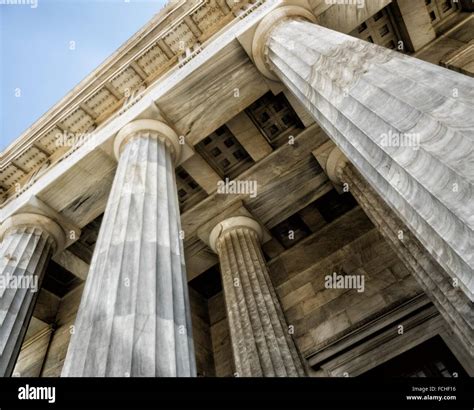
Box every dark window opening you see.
[363,336,468,377]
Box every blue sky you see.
[0,0,167,151]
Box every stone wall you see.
[41,284,82,377]
[201,207,424,373]
[208,292,234,377]
[13,210,426,376]
[189,288,215,377]
[273,229,422,358]
[13,323,52,377]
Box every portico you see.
[1,0,473,377]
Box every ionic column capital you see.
[209,216,263,253]
[0,213,66,253]
[252,5,317,81]
[326,146,349,186]
[114,119,182,163]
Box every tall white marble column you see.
[326,147,473,355]
[0,213,65,376]
[62,119,196,377]
[252,6,474,332]
[209,216,306,377]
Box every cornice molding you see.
[0,0,259,205]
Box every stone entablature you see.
[1,0,473,378]
[0,0,411,218]
[0,0,261,205]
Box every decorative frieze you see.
[0,0,258,206]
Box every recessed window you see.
[363,336,468,377]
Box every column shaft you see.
[216,225,305,377]
[262,17,474,307]
[0,227,54,376]
[341,163,473,355]
[62,131,196,376]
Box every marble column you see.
[252,6,474,317]
[62,119,196,377]
[209,216,306,377]
[327,146,473,356]
[0,213,65,376]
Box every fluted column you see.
[327,147,474,356]
[0,213,65,376]
[253,6,474,313]
[62,119,196,377]
[209,216,305,377]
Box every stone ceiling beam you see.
[226,112,273,162]
[0,0,282,222]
